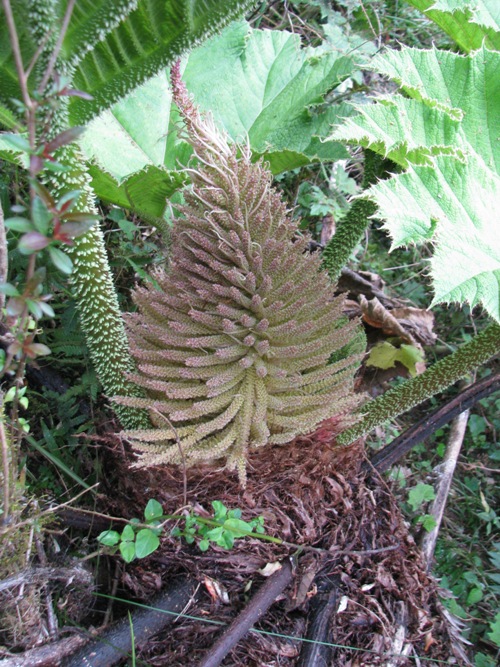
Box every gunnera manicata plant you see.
[115,62,364,485]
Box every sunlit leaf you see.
[43,126,86,154]
[119,541,136,563]
[98,530,121,547]
[144,499,163,522]
[4,217,33,233]
[332,44,500,321]
[0,283,19,296]
[79,20,358,218]
[135,529,160,558]
[1,133,31,152]
[18,232,51,254]
[406,0,500,52]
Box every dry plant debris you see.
[89,420,466,666]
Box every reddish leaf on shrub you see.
[57,219,96,242]
[31,181,56,209]
[6,297,25,317]
[25,343,51,358]
[61,89,94,100]
[18,232,50,254]
[43,126,85,155]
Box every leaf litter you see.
[87,417,470,666]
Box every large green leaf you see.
[406,0,500,52]
[78,68,188,218]
[183,21,354,166]
[68,0,259,124]
[79,20,357,216]
[0,1,258,124]
[430,0,500,31]
[331,44,500,321]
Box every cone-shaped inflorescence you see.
[115,62,364,485]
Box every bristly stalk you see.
[321,150,392,283]
[338,321,500,446]
[26,0,149,428]
[115,62,364,485]
[52,133,149,429]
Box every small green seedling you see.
[98,499,267,562]
[3,385,30,433]
[97,499,163,563]
[407,483,437,533]
[171,500,265,552]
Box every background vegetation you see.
[0,0,498,664]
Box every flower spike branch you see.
[115,62,364,485]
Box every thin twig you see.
[0,200,7,311]
[34,532,58,639]
[330,544,399,557]
[25,29,54,80]
[1,0,31,109]
[103,561,122,627]
[58,504,401,559]
[358,0,381,41]
[1,0,44,437]
[0,403,11,525]
[0,482,99,536]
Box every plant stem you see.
[24,0,150,428]
[0,403,11,525]
[2,0,31,111]
[37,0,76,94]
[321,150,390,282]
[0,200,6,311]
[321,197,377,282]
[338,321,500,445]
[191,515,284,545]
[2,0,44,438]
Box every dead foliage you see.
[85,419,467,666]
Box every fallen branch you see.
[297,578,339,667]
[0,635,87,667]
[421,407,470,571]
[385,601,410,667]
[62,577,196,667]
[197,558,295,667]
[0,565,92,593]
[368,371,499,473]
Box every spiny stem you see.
[37,0,76,94]
[321,150,390,282]
[338,321,500,446]
[321,197,376,282]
